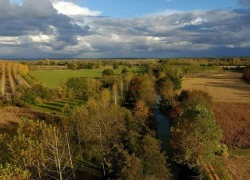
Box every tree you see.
[138,74,157,108]
[72,102,128,177]
[179,90,212,111]
[133,100,149,123]
[232,57,240,65]
[102,69,114,77]
[20,82,51,104]
[65,77,86,98]
[45,58,50,65]
[0,163,31,180]
[120,154,143,180]
[67,62,78,70]
[1,120,74,179]
[243,66,250,83]
[157,76,175,108]
[171,105,222,168]
[113,63,119,69]
[142,135,172,179]
[121,68,128,74]
[126,74,157,108]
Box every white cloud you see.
[52,1,102,16]
[0,36,20,45]
[29,35,51,43]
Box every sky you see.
[1,0,250,58]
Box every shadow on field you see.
[45,102,66,108]
[35,104,62,112]
[205,81,250,93]
[0,121,19,134]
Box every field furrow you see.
[182,72,250,103]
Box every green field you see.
[31,99,85,114]
[30,66,147,88]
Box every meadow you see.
[30,65,147,88]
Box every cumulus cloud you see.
[0,0,93,51]
[0,0,250,58]
[52,1,102,16]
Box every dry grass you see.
[0,107,61,129]
[0,107,35,126]
[224,157,250,180]
[182,72,250,103]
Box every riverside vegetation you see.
[0,58,249,179]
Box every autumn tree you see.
[102,69,114,77]
[120,154,144,180]
[243,66,250,83]
[126,74,157,108]
[171,105,222,168]
[142,135,172,179]
[133,100,149,123]
[179,90,213,111]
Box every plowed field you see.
[182,72,250,103]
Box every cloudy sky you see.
[1,0,250,58]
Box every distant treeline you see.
[7,57,250,68]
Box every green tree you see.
[102,69,114,77]
[0,163,31,180]
[142,135,172,179]
[171,105,222,168]
[113,63,119,69]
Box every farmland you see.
[213,102,250,148]
[182,72,250,103]
[182,71,250,179]
[0,61,29,101]
[224,155,250,180]
[30,65,147,88]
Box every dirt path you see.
[182,72,250,103]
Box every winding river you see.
[156,96,196,179]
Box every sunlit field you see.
[30,66,147,88]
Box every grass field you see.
[31,99,85,114]
[182,72,250,103]
[30,66,147,88]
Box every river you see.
[155,96,197,179]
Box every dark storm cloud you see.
[0,0,92,48]
[84,8,250,57]
[239,0,250,6]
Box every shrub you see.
[243,66,250,83]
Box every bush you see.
[243,66,250,83]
